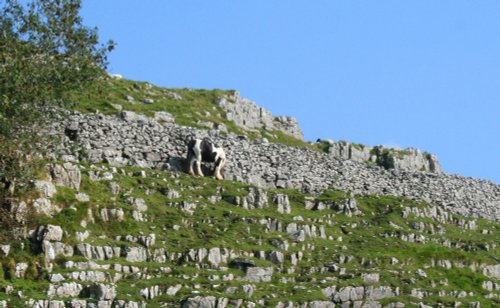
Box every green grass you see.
[1,163,498,306]
[68,77,319,150]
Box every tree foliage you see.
[0,0,113,201]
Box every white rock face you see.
[0,245,10,256]
[15,263,28,278]
[182,296,217,308]
[118,111,149,123]
[126,197,148,212]
[42,241,74,260]
[362,273,380,284]
[35,180,57,198]
[33,197,59,216]
[166,284,182,296]
[154,111,175,123]
[327,142,441,173]
[75,192,90,202]
[208,247,222,267]
[38,225,64,241]
[483,264,500,279]
[49,273,65,283]
[274,193,291,214]
[125,247,148,262]
[217,91,304,140]
[244,267,273,282]
[50,162,81,190]
[47,282,83,297]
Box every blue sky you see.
[81,1,500,183]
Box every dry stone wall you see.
[53,111,500,221]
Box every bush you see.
[0,0,113,209]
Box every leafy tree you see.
[0,0,113,234]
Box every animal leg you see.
[214,167,223,180]
[196,161,204,176]
[214,157,225,180]
[188,158,195,176]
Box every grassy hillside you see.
[69,77,437,163]
[70,77,317,151]
[1,163,498,306]
[0,77,497,306]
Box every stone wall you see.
[53,111,500,221]
[217,92,304,140]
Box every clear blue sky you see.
[81,1,500,184]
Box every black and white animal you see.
[186,138,226,180]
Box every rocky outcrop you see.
[217,91,304,140]
[243,267,273,282]
[52,111,499,221]
[325,140,441,173]
[50,162,81,190]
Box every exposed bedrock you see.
[53,111,500,221]
[217,91,304,140]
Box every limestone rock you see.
[140,285,161,300]
[42,241,74,260]
[245,187,269,209]
[47,282,83,297]
[87,283,117,301]
[269,251,285,264]
[124,94,135,102]
[366,286,398,300]
[125,247,148,262]
[100,208,125,222]
[243,267,273,282]
[166,284,182,296]
[0,245,10,257]
[207,247,222,267]
[126,197,148,212]
[53,110,500,221]
[33,197,59,216]
[49,273,65,283]
[15,263,28,278]
[34,180,57,198]
[37,225,64,242]
[118,111,149,123]
[217,91,303,140]
[111,103,123,111]
[273,116,304,140]
[75,244,120,261]
[182,296,217,308]
[483,264,500,279]
[274,193,291,214]
[75,192,90,202]
[321,286,337,299]
[163,90,183,100]
[50,163,81,190]
[416,268,428,278]
[154,111,175,123]
[26,300,66,308]
[242,284,254,297]
[69,271,106,282]
[108,182,121,195]
[362,273,380,284]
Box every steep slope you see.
[1,163,498,307]
[0,77,499,307]
[69,77,442,173]
[56,111,499,220]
